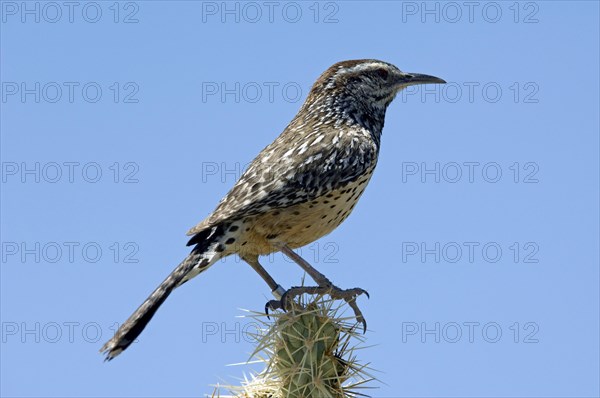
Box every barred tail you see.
[100,225,225,361]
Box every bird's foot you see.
[265,285,369,333]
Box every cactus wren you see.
[101,59,445,360]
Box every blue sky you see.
[1,1,599,397]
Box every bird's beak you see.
[397,73,446,87]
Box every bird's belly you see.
[240,173,373,255]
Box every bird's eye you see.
[375,68,389,80]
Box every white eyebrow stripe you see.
[338,62,388,75]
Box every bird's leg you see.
[278,243,334,288]
[271,243,369,332]
[242,255,299,318]
[242,255,286,299]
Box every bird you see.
[100,59,445,360]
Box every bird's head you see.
[296,59,446,143]
[310,59,446,109]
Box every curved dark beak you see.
[400,72,446,86]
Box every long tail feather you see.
[100,226,224,360]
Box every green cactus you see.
[218,293,374,398]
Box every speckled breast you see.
[237,169,374,256]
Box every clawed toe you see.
[263,285,369,332]
[327,286,369,333]
[265,299,283,319]
[330,287,369,300]
[264,287,313,318]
